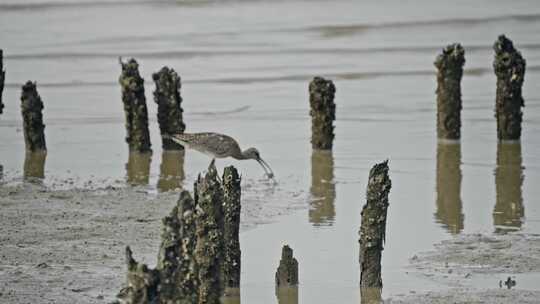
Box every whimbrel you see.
[164,132,274,178]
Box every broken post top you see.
[152,66,181,96]
[152,66,185,150]
[275,244,299,287]
[434,43,465,70]
[20,81,47,152]
[281,245,294,261]
[493,35,526,84]
[365,160,391,205]
[21,81,43,110]
[119,58,143,82]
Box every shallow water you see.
[1,0,540,302]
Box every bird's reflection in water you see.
[309,150,336,226]
[434,142,463,234]
[157,150,185,192]
[126,151,152,186]
[360,287,382,304]
[24,150,47,182]
[276,286,298,304]
[494,142,524,233]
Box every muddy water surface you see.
[1,0,540,303]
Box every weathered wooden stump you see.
[194,162,224,304]
[310,149,336,226]
[493,35,526,141]
[157,150,185,192]
[494,142,524,233]
[359,160,391,288]
[153,67,185,150]
[119,58,152,153]
[0,49,5,115]
[435,43,465,141]
[275,245,298,287]
[157,190,199,303]
[117,191,199,304]
[309,76,336,150]
[21,81,46,152]
[222,166,241,295]
[435,143,463,234]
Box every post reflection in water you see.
[157,150,185,192]
[276,286,298,304]
[221,294,240,304]
[23,150,47,181]
[434,143,464,234]
[309,150,336,226]
[360,287,382,304]
[126,151,152,186]
[494,142,524,233]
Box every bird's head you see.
[243,147,274,179]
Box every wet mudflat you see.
[1,0,540,303]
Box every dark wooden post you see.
[153,67,186,150]
[309,77,336,150]
[194,162,224,304]
[21,81,46,152]
[0,49,5,115]
[222,166,241,295]
[493,35,526,141]
[359,161,391,288]
[435,43,465,140]
[119,58,152,153]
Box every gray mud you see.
[390,233,540,303]
[0,179,302,303]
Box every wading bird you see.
[164,132,274,178]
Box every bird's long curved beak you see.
[257,157,275,179]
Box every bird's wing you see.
[170,132,240,158]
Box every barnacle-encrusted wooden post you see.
[435,143,463,234]
[275,245,299,304]
[194,162,224,304]
[117,246,160,304]
[494,143,524,233]
[157,190,199,303]
[0,49,5,115]
[153,67,185,150]
[222,166,241,295]
[309,76,336,150]
[493,35,526,141]
[21,81,46,152]
[275,245,298,287]
[119,58,152,152]
[117,191,199,304]
[435,43,465,140]
[359,160,391,288]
